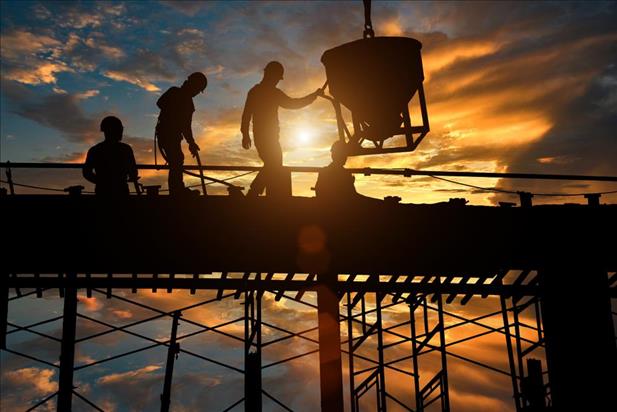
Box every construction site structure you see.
[2,189,616,411]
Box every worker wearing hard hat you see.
[315,140,357,199]
[316,140,388,203]
[241,61,322,197]
[156,72,207,196]
[83,116,138,196]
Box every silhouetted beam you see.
[216,272,227,300]
[295,273,316,300]
[3,162,617,182]
[317,273,344,412]
[540,269,616,411]
[4,198,616,275]
[57,273,78,412]
[4,277,546,296]
[234,272,250,299]
[274,273,294,301]
[0,285,8,349]
[244,292,262,411]
[160,311,181,412]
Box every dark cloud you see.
[31,2,131,31]
[494,64,617,203]
[1,80,153,159]
[2,79,99,143]
[159,1,211,17]
[101,27,211,91]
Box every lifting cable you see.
[0,179,94,194]
[161,170,256,193]
[154,126,243,193]
[363,0,375,39]
[427,175,617,197]
[0,170,255,195]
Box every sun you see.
[296,128,314,144]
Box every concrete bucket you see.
[321,37,425,147]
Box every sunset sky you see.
[1,1,616,411]
[1,0,616,202]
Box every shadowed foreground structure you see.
[2,196,616,411]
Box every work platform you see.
[3,196,616,274]
[2,195,616,411]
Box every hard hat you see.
[264,61,284,79]
[187,72,207,92]
[331,140,348,155]
[100,116,123,133]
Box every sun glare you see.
[296,128,314,144]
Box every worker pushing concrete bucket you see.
[319,0,430,156]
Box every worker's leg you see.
[249,141,283,196]
[159,138,185,194]
[248,171,266,197]
[247,136,283,197]
[264,143,289,196]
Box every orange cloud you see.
[424,39,502,80]
[97,365,162,385]
[4,62,74,85]
[0,30,60,59]
[103,70,161,92]
[3,367,58,395]
[112,309,133,319]
[78,295,103,311]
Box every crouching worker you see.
[315,141,360,199]
[83,116,138,196]
[315,140,387,204]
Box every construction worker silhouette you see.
[316,140,394,203]
[241,61,322,197]
[156,72,207,195]
[315,141,357,199]
[83,116,138,196]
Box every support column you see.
[540,269,616,410]
[500,296,522,412]
[436,291,450,412]
[346,293,357,412]
[57,273,77,411]
[1,283,8,349]
[245,291,262,411]
[317,273,344,412]
[160,311,181,412]
[409,299,421,412]
[375,293,387,411]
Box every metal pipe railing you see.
[2,162,617,182]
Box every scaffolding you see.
[1,164,616,411]
[3,270,616,411]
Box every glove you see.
[242,133,252,150]
[188,141,200,156]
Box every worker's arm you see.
[182,112,200,156]
[240,89,254,149]
[278,88,320,110]
[156,88,173,110]
[127,147,138,182]
[314,171,324,197]
[82,149,97,184]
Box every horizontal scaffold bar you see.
[6,275,545,296]
[2,162,617,182]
